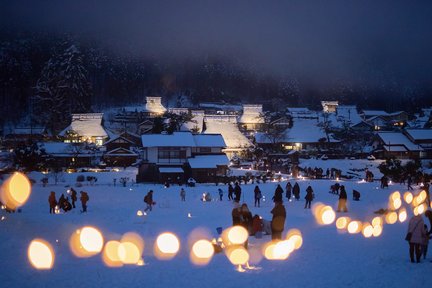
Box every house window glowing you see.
[95,138,103,146]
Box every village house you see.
[372,132,423,159]
[238,104,265,132]
[102,131,140,167]
[404,129,432,158]
[136,132,229,183]
[59,113,109,146]
[321,101,339,113]
[39,142,102,167]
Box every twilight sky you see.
[2,0,432,85]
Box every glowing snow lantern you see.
[137,210,144,216]
[225,226,248,245]
[155,232,180,260]
[385,212,398,224]
[403,192,413,204]
[102,240,123,267]
[190,239,215,266]
[119,232,144,264]
[347,221,362,234]
[336,217,350,230]
[226,246,249,265]
[70,226,104,257]
[28,239,55,270]
[0,172,31,210]
[362,223,374,238]
[398,208,407,223]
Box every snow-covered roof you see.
[383,145,407,152]
[285,118,329,143]
[144,97,166,114]
[141,132,196,147]
[404,129,432,141]
[181,114,204,133]
[39,142,95,156]
[377,132,423,151]
[238,104,265,124]
[188,154,229,169]
[203,118,253,148]
[362,110,389,118]
[193,134,226,147]
[159,167,184,173]
[59,113,108,138]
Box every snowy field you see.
[0,165,430,288]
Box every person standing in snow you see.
[406,214,427,263]
[70,188,77,208]
[407,175,413,190]
[293,182,300,200]
[80,191,89,213]
[48,191,57,214]
[271,202,286,240]
[337,185,348,212]
[421,224,429,260]
[254,185,262,207]
[218,188,223,201]
[234,182,242,203]
[144,190,154,212]
[228,183,234,201]
[285,182,292,200]
[180,188,186,201]
[304,185,314,209]
[272,184,283,204]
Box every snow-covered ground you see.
[0,165,430,288]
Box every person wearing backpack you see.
[144,190,154,212]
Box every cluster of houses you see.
[1,97,432,182]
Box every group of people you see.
[48,188,89,214]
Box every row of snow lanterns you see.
[312,190,429,239]
[28,225,303,271]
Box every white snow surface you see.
[0,163,430,288]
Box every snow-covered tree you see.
[34,42,92,133]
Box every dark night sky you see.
[2,0,432,85]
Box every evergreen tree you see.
[34,42,92,133]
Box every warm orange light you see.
[336,217,350,230]
[102,240,123,267]
[155,232,180,260]
[347,221,362,234]
[372,225,383,237]
[286,229,303,250]
[371,216,382,227]
[0,172,31,210]
[403,192,413,204]
[28,239,54,270]
[227,226,249,245]
[362,223,373,238]
[226,246,249,265]
[385,212,398,224]
[190,239,215,266]
[398,208,407,223]
[69,226,104,258]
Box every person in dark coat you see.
[271,202,286,240]
[304,185,314,209]
[70,188,77,208]
[240,203,253,234]
[337,185,348,212]
[272,184,283,203]
[232,205,242,226]
[48,191,57,214]
[218,188,223,201]
[228,183,234,201]
[234,182,242,203]
[353,190,361,201]
[293,182,300,200]
[80,191,89,213]
[285,182,292,200]
[58,194,72,212]
[254,185,262,207]
[407,176,413,190]
[144,190,154,212]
